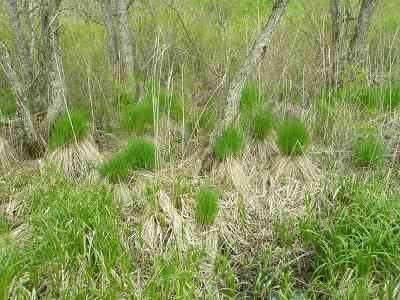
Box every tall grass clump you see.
[121,100,154,133]
[213,126,245,161]
[240,81,266,114]
[383,85,400,110]
[49,107,90,151]
[249,109,274,141]
[352,134,385,168]
[120,85,186,133]
[0,89,16,127]
[356,87,381,110]
[299,179,400,296]
[195,184,219,225]
[17,178,133,298]
[187,108,217,134]
[99,139,156,183]
[277,119,310,156]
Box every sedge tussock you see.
[270,155,321,184]
[47,137,103,180]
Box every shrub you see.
[99,139,156,183]
[213,126,245,160]
[249,109,274,141]
[352,135,385,168]
[195,184,219,225]
[240,81,266,114]
[48,107,90,151]
[277,119,310,156]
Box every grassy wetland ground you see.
[1,0,400,299]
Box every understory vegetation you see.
[1,0,400,299]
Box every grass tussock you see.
[1,178,134,299]
[99,139,156,183]
[277,118,310,156]
[49,107,90,151]
[240,81,267,114]
[120,84,186,134]
[0,89,16,129]
[213,126,245,161]
[195,184,219,226]
[299,178,400,297]
[383,85,400,109]
[249,109,275,141]
[187,108,217,135]
[352,134,386,169]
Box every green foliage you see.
[299,178,400,296]
[352,134,385,169]
[187,108,217,134]
[356,87,382,110]
[213,126,245,160]
[145,248,206,299]
[195,184,219,225]
[0,216,11,234]
[49,106,90,151]
[0,88,16,127]
[313,96,337,139]
[155,87,186,122]
[121,100,154,134]
[1,178,133,298]
[214,254,238,295]
[119,87,135,107]
[249,109,274,141]
[383,85,400,110]
[99,139,156,183]
[277,118,310,156]
[240,81,267,114]
[120,84,186,134]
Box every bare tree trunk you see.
[221,0,289,129]
[351,0,376,57]
[26,0,37,72]
[0,40,44,152]
[103,0,119,73]
[118,0,134,77]
[330,0,343,88]
[7,0,33,84]
[200,0,290,172]
[42,0,67,129]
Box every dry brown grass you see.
[0,136,15,169]
[46,137,103,181]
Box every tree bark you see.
[329,0,343,88]
[221,0,289,129]
[0,40,44,152]
[103,0,119,73]
[7,0,33,84]
[118,0,134,76]
[200,0,290,172]
[40,0,67,129]
[351,0,376,57]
